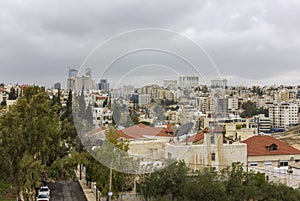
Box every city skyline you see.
[1,1,300,88]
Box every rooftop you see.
[118,123,172,140]
[242,135,300,156]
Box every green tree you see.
[240,101,258,118]
[221,162,266,201]
[8,87,17,100]
[257,107,269,117]
[0,99,6,106]
[0,86,78,199]
[139,160,188,201]
[84,128,136,200]
[78,89,86,119]
[184,168,226,201]
[85,102,93,126]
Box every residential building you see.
[115,124,246,172]
[254,114,271,133]
[269,103,298,129]
[243,136,300,187]
[178,75,199,88]
[138,94,151,106]
[227,97,239,113]
[166,130,247,171]
[93,107,113,127]
[196,96,210,113]
[211,78,227,89]
[163,79,177,90]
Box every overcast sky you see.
[1,0,300,88]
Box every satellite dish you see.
[176,122,194,137]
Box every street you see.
[48,181,88,201]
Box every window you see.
[210,135,215,144]
[279,161,288,167]
[264,161,272,166]
[266,143,277,151]
[250,162,258,167]
[211,153,216,161]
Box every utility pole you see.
[108,162,113,201]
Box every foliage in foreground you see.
[138,162,300,201]
[0,86,80,200]
[84,128,138,200]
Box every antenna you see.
[176,122,194,137]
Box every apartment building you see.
[227,97,239,113]
[138,94,151,106]
[254,114,271,133]
[163,79,177,90]
[269,103,299,129]
[178,75,199,88]
[195,96,210,113]
[243,136,300,188]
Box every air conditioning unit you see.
[290,155,295,160]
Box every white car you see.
[38,186,50,197]
[36,194,49,201]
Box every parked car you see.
[38,186,50,197]
[36,194,49,201]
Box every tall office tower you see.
[211,78,227,89]
[68,68,78,78]
[85,68,92,77]
[178,75,199,88]
[98,79,110,91]
[67,67,95,92]
[54,82,61,90]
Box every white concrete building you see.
[163,79,177,90]
[243,136,300,188]
[67,76,95,92]
[178,75,199,88]
[138,94,151,106]
[211,78,227,89]
[93,107,113,127]
[254,114,271,133]
[165,131,247,171]
[196,96,210,113]
[227,97,239,113]
[269,103,298,129]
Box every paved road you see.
[48,181,88,201]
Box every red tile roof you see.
[118,123,172,139]
[96,97,107,100]
[187,131,204,143]
[85,126,107,136]
[242,135,300,156]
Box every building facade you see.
[269,103,298,129]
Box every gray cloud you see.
[0,0,299,87]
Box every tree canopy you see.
[0,86,83,200]
[138,162,300,201]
